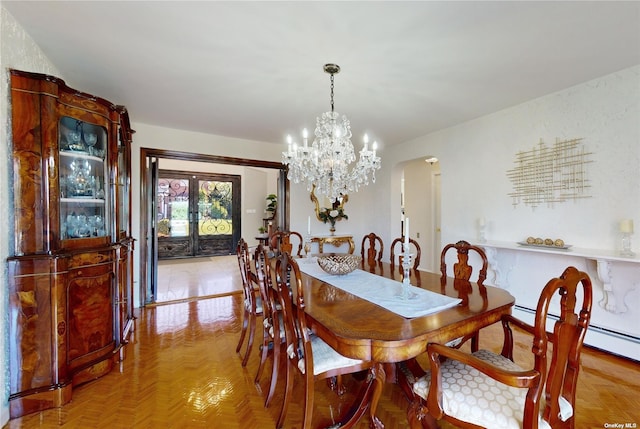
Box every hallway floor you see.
[156,255,242,303]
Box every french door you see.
[156,170,240,259]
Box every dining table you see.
[294,257,516,429]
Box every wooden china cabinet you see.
[7,70,135,418]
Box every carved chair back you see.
[390,237,422,269]
[440,240,488,287]
[439,240,489,351]
[269,230,304,257]
[360,232,384,267]
[235,238,261,366]
[252,244,285,407]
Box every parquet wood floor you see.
[4,264,639,428]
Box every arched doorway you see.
[400,156,441,272]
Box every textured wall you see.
[0,6,60,426]
[380,65,640,359]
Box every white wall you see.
[394,66,640,250]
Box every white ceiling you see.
[4,1,640,148]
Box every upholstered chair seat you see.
[287,334,365,376]
[413,349,572,429]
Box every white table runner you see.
[298,258,461,319]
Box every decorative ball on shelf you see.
[535,237,544,245]
[544,238,554,246]
[526,236,535,244]
[554,239,565,247]
[317,254,361,275]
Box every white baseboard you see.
[512,306,640,363]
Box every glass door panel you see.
[196,179,234,255]
[198,180,233,236]
[116,130,130,239]
[59,116,108,240]
[157,178,190,235]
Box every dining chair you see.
[269,230,304,257]
[361,232,384,267]
[235,238,262,367]
[273,252,375,429]
[408,266,593,429]
[252,244,285,408]
[390,236,422,269]
[440,240,489,351]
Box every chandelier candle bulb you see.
[308,216,311,235]
[620,219,634,233]
[303,128,308,148]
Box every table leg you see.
[368,363,385,429]
[325,363,385,429]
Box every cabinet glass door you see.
[117,130,130,239]
[59,116,108,240]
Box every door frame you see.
[139,147,288,305]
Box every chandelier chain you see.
[330,73,335,113]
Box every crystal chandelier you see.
[282,64,381,202]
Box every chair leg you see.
[277,359,294,429]
[241,313,257,367]
[407,399,438,429]
[236,307,249,354]
[471,331,480,353]
[302,371,315,429]
[255,329,270,385]
[265,339,281,408]
[327,375,346,396]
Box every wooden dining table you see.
[297,259,515,429]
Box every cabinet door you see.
[116,240,135,348]
[66,252,116,371]
[59,116,109,242]
[8,259,56,394]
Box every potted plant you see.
[265,194,277,219]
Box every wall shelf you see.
[477,240,639,316]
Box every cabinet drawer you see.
[68,250,114,269]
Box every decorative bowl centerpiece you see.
[317,254,361,275]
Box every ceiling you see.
[4,1,639,148]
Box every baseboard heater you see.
[513,305,640,362]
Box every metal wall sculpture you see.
[507,138,593,208]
